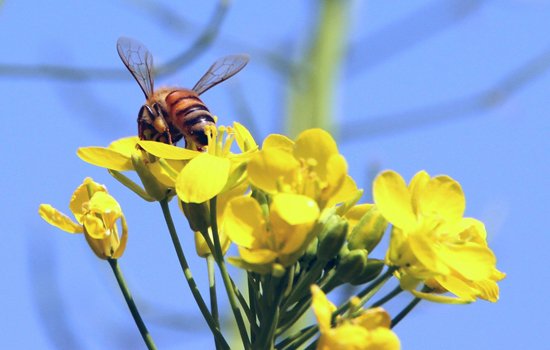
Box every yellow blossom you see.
[248,129,359,210]
[373,170,505,303]
[38,178,128,259]
[224,193,320,273]
[311,285,400,350]
[138,122,257,204]
[77,136,188,201]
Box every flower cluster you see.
[39,120,505,349]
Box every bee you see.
[116,37,249,149]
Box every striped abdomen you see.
[165,89,215,148]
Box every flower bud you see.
[317,214,348,262]
[180,201,210,233]
[349,258,385,285]
[334,248,368,283]
[347,206,388,253]
[131,153,169,201]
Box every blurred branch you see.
[339,46,550,140]
[346,0,487,75]
[122,0,192,34]
[0,0,230,81]
[126,0,292,75]
[286,0,350,137]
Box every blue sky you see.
[1,1,549,349]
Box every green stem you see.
[391,297,421,328]
[209,197,251,350]
[248,273,258,343]
[207,255,221,350]
[275,325,316,350]
[371,285,403,308]
[108,259,157,350]
[159,199,228,349]
[281,259,324,310]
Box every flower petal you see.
[77,147,133,171]
[176,153,230,203]
[373,170,416,229]
[311,285,336,333]
[109,136,140,157]
[138,140,199,160]
[417,175,465,222]
[262,134,294,152]
[233,122,258,152]
[69,178,106,223]
[293,129,338,180]
[224,197,265,248]
[38,204,83,233]
[270,193,319,225]
[247,148,300,193]
[239,247,278,265]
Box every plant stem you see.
[371,285,403,308]
[209,197,251,350]
[391,297,421,328]
[159,199,228,349]
[108,259,157,350]
[207,255,221,350]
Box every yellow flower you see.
[373,170,505,303]
[38,178,128,260]
[224,193,320,273]
[248,129,359,210]
[311,285,400,350]
[77,136,188,201]
[138,122,257,204]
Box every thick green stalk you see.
[286,0,350,136]
[108,259,157,350]
[207,255,221,350]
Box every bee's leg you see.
[138,105,157,141]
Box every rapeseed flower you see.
[373,170,505,303]
[39,178,128,259]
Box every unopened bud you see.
[347,206,388,252]
[180,201,210,233]
[317,214,348,262]
[349,258,385,285]
[335,248,368,283]
[131,153,168,201]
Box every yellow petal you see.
[311,285,336,333]
[365,327,401,350]
[270,193,319,225]
[373,171,416,229]
[109,136,140,157]
[262,134,294,152]
[410,288,472,304]
[88,192,123,229]
[176,153,230,203]
[417,175,465,222]
[112,216,128,259]
[354,307,391,330]
[224,197,265,248]
[77,147,133,171]
[138,140,199,160]
[409,170,430,216]
[233,122,258,152]
[293,129,338,180]
[247,148,300,194]
[239,247,278,264]
[38,204,83,233]
[69,178,106,223]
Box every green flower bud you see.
[131,153,168,201]
[180,201,210,233]
[349,258,385,285]
[348,206,388,252]
[335,248,368,283]
[317,214,348,262]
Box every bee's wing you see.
[192,54,249,95]
[117,37,155,98]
